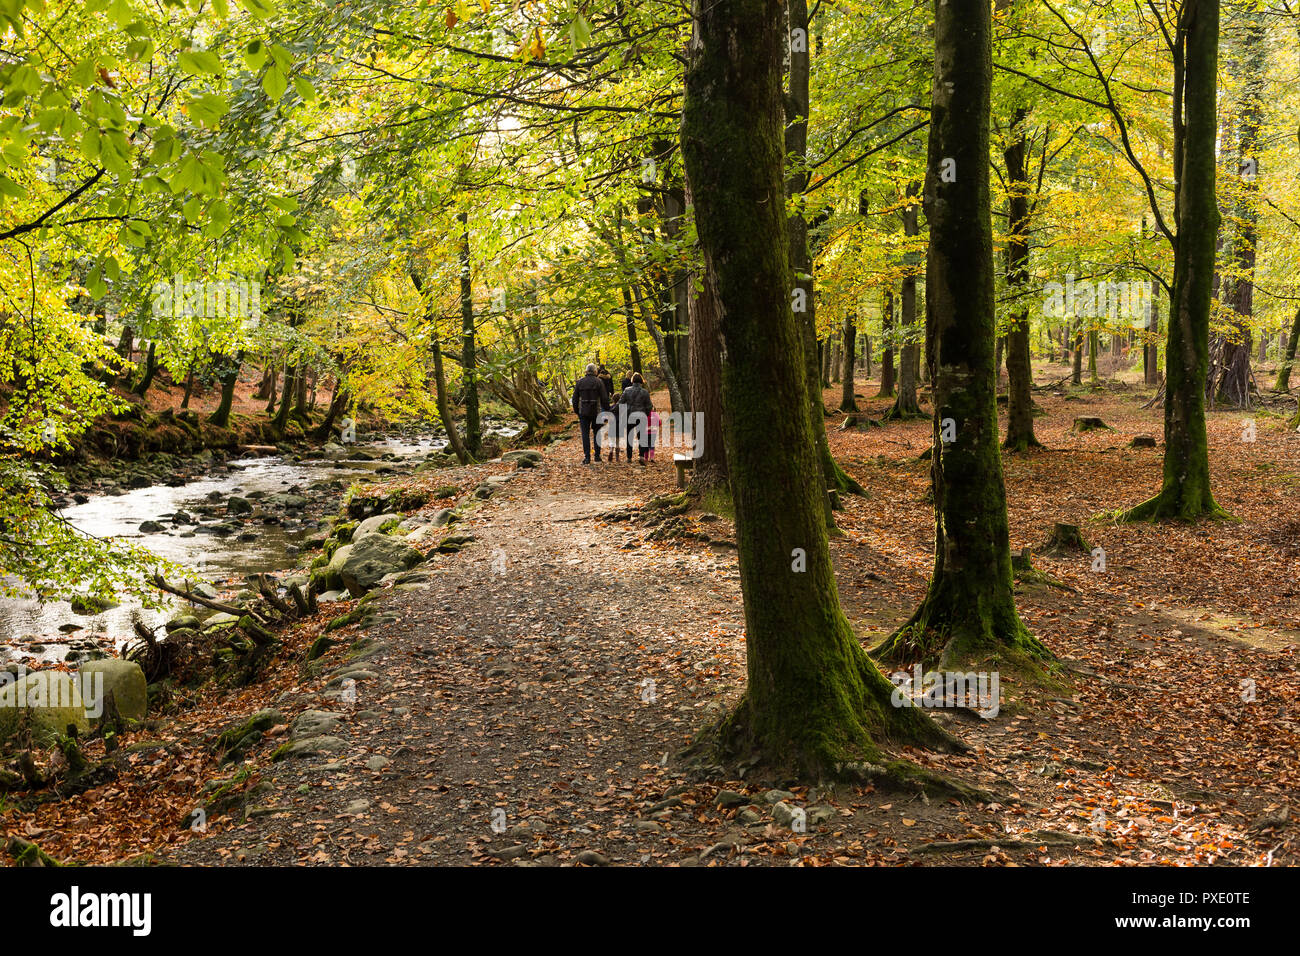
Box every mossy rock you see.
[436,533,476,553]
[307,635,339,660]
[78,659,148,721]
[0,671,91,748]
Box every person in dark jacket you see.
[619,373,654,465]
[572,364,611,464]
[614,375,633,461]
[596,365,615,402]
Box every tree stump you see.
[1071,417,1111,432]
[1041,522,1090,555]
[1130,435,1158,448]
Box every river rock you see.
[69,594,119,615]
[291,709,344,740]
[341,535,423,596]
[202,612,242,630]
[502,449,543,467]
[138,520,165,534]
[78,659,148,721]
[0,671,91,747]
[226,496,253,515]
[266,492,309,510]
[353,513,403,540]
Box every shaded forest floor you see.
[8,368,1298,866]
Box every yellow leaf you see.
[479,0,490,10]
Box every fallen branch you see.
[150,575,268,626]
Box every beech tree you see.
[682,0,949,774]
[874,0,1049,669]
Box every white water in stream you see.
[0,431,505,666]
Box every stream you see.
[1,428,518,666]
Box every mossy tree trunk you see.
[874,0,1048,670]
[1003,109,1041,451]
[879,291,896,397]
[839,314,858,411]
[785,0,863,508]
[1276,305,1300,392]
[681,0,948,775]
[133,340,158,397]
[271,363,296,431]
[209,351,242,429]
[1121,0,1227,522]
[1215,11,1264,410]
[412,271,472,465]
[886,183,923,419]
[685,174,729,486]
[458,211,482,458]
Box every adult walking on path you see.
[572,364,611,464]
[620,372,654,465]
[613,374,633,461]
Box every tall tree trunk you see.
[623,285,643,375]
[411,272,471,464]
[1088,328,1099,386]
[312,386,349,441]
[272,364,296,431]
[1214,11,1264,409]
[886,184,923,419]
[879,291,896,397]
[1072,321,1083,385]
[1003,108,1041,451]
[255,365,275,401]
[458,211,482,457]
[209,352,242,429]
[1276,305,1300,392]
[874,0,1047,669]
[685,174,729,486]
[681,0,949,775]
[785,0,862,507]
[133,341,158,398]
[1122,0,1226,521]
[1145,280,1161,385]
[839,315,858,411]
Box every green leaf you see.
[293,76,315,101]
[79,126,102,163]
[188,92,230,129]
[239,0,276,18]
[178,48,222,76]
[262,64,287,102]
[0,174,28,199]
[244,40,268,71]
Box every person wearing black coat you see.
[613,375,633,461]
[619,373,654,465]
[572,364,611,464]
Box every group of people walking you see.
[571,363,658,465]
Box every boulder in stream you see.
[340,534,423,596]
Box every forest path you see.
[161,416,1296,866]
